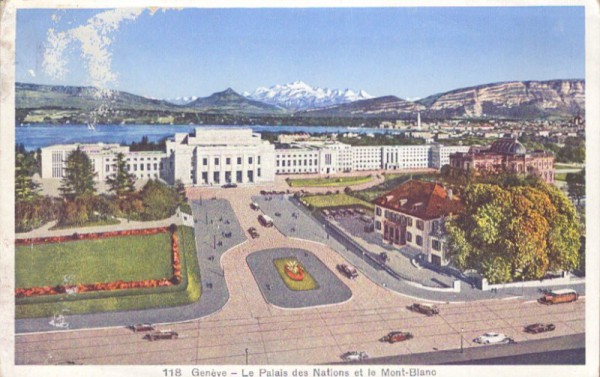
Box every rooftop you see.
[373,180,464,220]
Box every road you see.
[15,184,586,365]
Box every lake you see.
[15,124,406,150]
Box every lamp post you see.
[460,328,464,353]
[245,348,249,365]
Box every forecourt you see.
[15,180,585,365]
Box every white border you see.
[1,1,598,377]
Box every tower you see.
[417,112,421,129]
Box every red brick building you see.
[373,180,464,266]
[448,136,555,183]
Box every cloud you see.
[42,8,146,87]
[27,69,36,77]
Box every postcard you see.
[1,1,598,377]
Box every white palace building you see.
[40,128,469,186]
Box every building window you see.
[202,172,208,184]
[406,232,412,243]
[407,217,413,227]
[203,158,208,166]
[140,164,144,171]
[153,163,158,170]
[226,157,231,165]
[276,160,280,167]
[416,235,423,246]
[258,156,261,165]
[257,168,261,177]
[248,157,253,164]
[105,165,110,172]
[214,158,219,166]
[416,220,424,230]
[213,171,220,184]
[147,163,151,170]
[237,157,242,165]
[375,221,381,230]
[432,239,441,251]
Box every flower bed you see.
[15,225,182,298]
[273,257,319,291]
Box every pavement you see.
[247,248,352,308]
[14,182,588,365]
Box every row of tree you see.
[445,180,582,284]
[15,147,187,232]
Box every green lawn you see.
[16,232,173,288]
[273,258,318,291]
[349,172,439,202]
[16,226,202,318]
[302,193,374,210]
[287,175,372,187]
[555,172,568,181]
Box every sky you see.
[15,7,585,100]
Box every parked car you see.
[144,330,179,341]
[473,332,514,345]
[248,227,259,239]
[538,289,578,305]
[222,183,238,189]
[337,264,359,279]
[129,323,155,333]
[379,252,389,263]
[258,214,274,227]
[380,331,413,343]
[341,351,369,362]
[524,323,556,334]
[250,202,260,210]
[408,303,440,316]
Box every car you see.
[337,264,359,279]
[250,202,260,210]
[144,330,179,341]
[248,227,259,239]
[524,323,556,334]
[340,351,369,362]
[129,323,155,333]
[473,332,514,345]
[380,331,413,343]
[379,252,389,263]
[408,303,440,316]
[222,183,238,189]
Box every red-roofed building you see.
[373,180,464,266]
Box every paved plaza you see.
[247,248,352,308]
[14,183,587,365]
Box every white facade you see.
[165,128,275,186]
[351,146,382,171]
[41,143,168,182]
[382,145,431,170]
[430,144,471,169]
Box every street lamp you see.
[245,348,249,365]
[460,328,464,353]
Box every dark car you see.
[524,323,556,334]
[129,323,155,333]
[222,183,238,189]
[380,331,413,343]
[408,303,440,316]
[248,227,259,239]
[144,330,179,341]
[337,264,358,279]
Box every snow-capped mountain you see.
[165,96,198,105]
[243,81,373,111]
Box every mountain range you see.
[16,79,585,123]
[242,81,373,111]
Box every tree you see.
[15,153,40,202]
[106,153,136,198]
[59,148,96,200]
[446,182,581,284]
[137,179,179,221]
[566,168,585,205]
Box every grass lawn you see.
[273,258,318,291]
[16,232,173,288]
[555,163,583,169]
[287,175,372,187]
[555,172,568,181]
[302,193,374,210]
[16,226,202,319]
[49,218,121,231]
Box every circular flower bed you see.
[284,260,305,281]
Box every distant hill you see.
[16,82,180,111]
[298,96,425,118]
[418,79,585,119]
[187,88,286,115]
